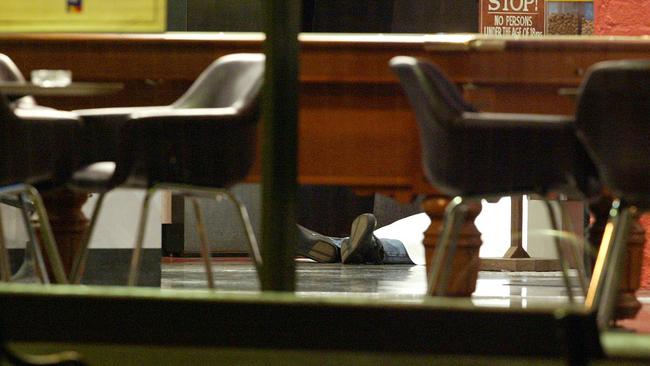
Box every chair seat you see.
[69,162,117,192]
[389,57,599,201]
[420,111,597,199]
[75,107,174,165]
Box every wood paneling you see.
[3,33,649,195]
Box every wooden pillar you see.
[260,0,301,291]
[422,196,483,296]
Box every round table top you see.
[0,81,124,97]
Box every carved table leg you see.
[618,214,645,319]
[588,194,644,321]
[422,196,482,296]
[41,188,89,280]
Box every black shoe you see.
[296,225,341,263]
[341,214,384,264]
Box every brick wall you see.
[594,0,650,35]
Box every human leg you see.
[374,213,429,265]
[340,214,384,264]
[341,213,422,265]
[297,212,429,264]
[296,224,343,263]
[378,238,414,264]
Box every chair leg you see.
[218,190,263,275]
[585,200,634,329]
[427,196,467,296]
[127,188,156,287]
[543,200,575,303]
[0,184,67,284]
[0,203,12,282]
[189,198,215,289]
[23,185,68,284]
[17,193,49,284]
[70,193,107,284]
[1,342,85,366]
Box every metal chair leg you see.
[24,185,67,284]
[127,188,156,287]
[218,190,263,276]
[70,193,107,284]
[190,198,215,289]
[544,200,575,303]
[427,196,467,296]
[0,203,11,282]
[2,193,47,283]
[17,193,49,284]
[585,200,634,329]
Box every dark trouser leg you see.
[378,238,415,264]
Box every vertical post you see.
[260,0,301,291]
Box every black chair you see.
[0,54,82,284]
[0,54,42,110]
[574,59,650,328]
[69,53,265,287]
[390,57,600,302]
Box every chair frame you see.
[70,185,263,288]
[0,183,67,284]
[390,56,591,302]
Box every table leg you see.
[503,196,529,258]
[617,214,645,319]
[422,196,482,296]
[41,188,89,280]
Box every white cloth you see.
[373,198,512,265]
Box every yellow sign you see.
[0,0,166,32]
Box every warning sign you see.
[480,0,545,36]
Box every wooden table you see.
[0,81,123,97]
[0,33,645,317]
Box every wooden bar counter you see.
[0,33,646,312]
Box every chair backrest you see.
[390,56,475,120]
[118,53,266,188]
[0,54,24,82]
[575,60,650,208]
[173,53,265,111]
[0,54,37,107]
[389,56,475,192]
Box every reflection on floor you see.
[162,257,649,333]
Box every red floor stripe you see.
[162,256,253,264]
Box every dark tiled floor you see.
[161,258,650,324]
